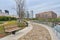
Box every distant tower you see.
[4,10,9,15]
[26,11,29,18]
[31,10,33,18]
[0,10,2,13]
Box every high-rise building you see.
[31,10,33,18]
[0,10,2,13]
[25,11,30,18]
[0,10,9,16]
[4,10,9,15]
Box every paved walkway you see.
[18,22,51,40]
[34,22,58,40]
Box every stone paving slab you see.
[19,23,51,40]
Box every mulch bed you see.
[0,34,5,38]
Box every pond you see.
[54,25,60,40]
[54,25,60,33]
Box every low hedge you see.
[0,16,17,21]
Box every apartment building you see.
[36,11,57,19]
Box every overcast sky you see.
[0,0,60,17]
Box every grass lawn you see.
[0,21,5,24]
[0,25,7,38]
[0,21,6,34]
[0,25,4,33]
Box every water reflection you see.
[54,25,60,40]
[54,25,60,33]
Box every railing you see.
[32,20,56,27]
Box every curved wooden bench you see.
[4,25,20,34]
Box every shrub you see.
[17,20,28,27]
[18,22,26,27]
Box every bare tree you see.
[15,0,25,22]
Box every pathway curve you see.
[18,22,51,40]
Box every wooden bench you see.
[4,25,20,34]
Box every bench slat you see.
[5,27,20,32]
[4,25,20,33]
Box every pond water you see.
[54,25,60,33]
[54,25,60,40]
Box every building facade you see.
[0,10,18,18]
[36,11,57,19]
[58,16,60,18]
